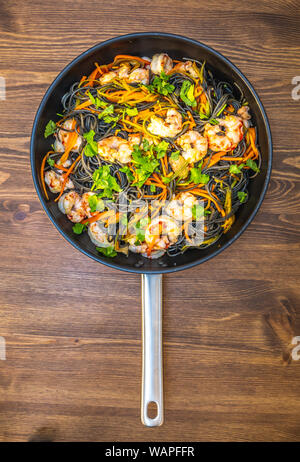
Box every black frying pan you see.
[30,32,272,426]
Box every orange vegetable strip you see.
[74,100,93,110]
[41,151,54,200]
[60,120,78,164]
[113,54,150,64]
[55,154,81,202]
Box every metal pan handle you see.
[141,273,164,427]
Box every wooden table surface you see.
[0,0,300,442]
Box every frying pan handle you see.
[141,273,164,427]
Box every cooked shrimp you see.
[172,60,198,78]
[169,154,189,179]
[80,192,96,218]
[57,119,82,152]
[145,215,180,250]
[166,192,198,222]
[150,53,173,75]
[176,130,208,163]
[88,221,111,247]
[204,115,244,152]
[99,71,118,85]
[127,133,154,149]
[128,242,165,259]
[97,136,133,164]
[53,138,64,153]
[127,68,149,85]
[58,191,87,223]
[44,170,74,194]
[100,64,149,85]
[147,108,182,138]
[237,106,251,128]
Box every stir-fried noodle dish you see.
[42,53,261,259]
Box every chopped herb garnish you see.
[44,120,56,138]
[170,150,180,161]
[72,223,86,235]
[95,98,107,108]
[91,165,122,198]
[103,114,119,125]
[88,195,105,213]
[150,184,156,193]
[87,91,96,105]
[96,246,117,258]
[237,191,248,203]
[190,167,209,185]
[192,204,205,220]
[83,129,98,157]
[143,138,150,151]
[98,104,114,119]
[246,159,260,172]
[147,72,175,96]
[131,144,159,187]
[180,81,196,107]
[229,163,244,174]
[119,165,134,182]
[155,140,169,159]
[47,158,55,167]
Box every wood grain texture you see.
[0,0,300,442]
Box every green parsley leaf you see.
[143,138,150,151]
[126,107,138,117]
[88,195,105,213]
[131,144,159,187]
[47,158,55,167]
[147,72,175,96]
[246,159,260,172]
[83,129,98,157]
[190,167,209,184]
[150,184,156,193]
[229,163,244,174]
[44,120,57,138]
[103,114,119,125]
[96,246,117,258]
[170,150,180,161]
[237,191,248,203]
[180,81,196,107]
[96,98,107,108]
[72,223,86,235]
[192,204,205,220]
[98,104,114,119]
[119,165,134,182]
[91,165,122,198]
[155,140,169,159]
[87,91,96,105]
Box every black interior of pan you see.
[31,33,272,274]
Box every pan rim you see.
[30,32,272,274]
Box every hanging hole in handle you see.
[147,401,158,419]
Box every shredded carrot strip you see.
[41,151,54,200]
[60,120,78,164]
[83,68,99,87]
[74,100,93,110]
[113,54,150,64]
[55,154,81,202]
[82,209,115,225]
[187,111,196,129]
